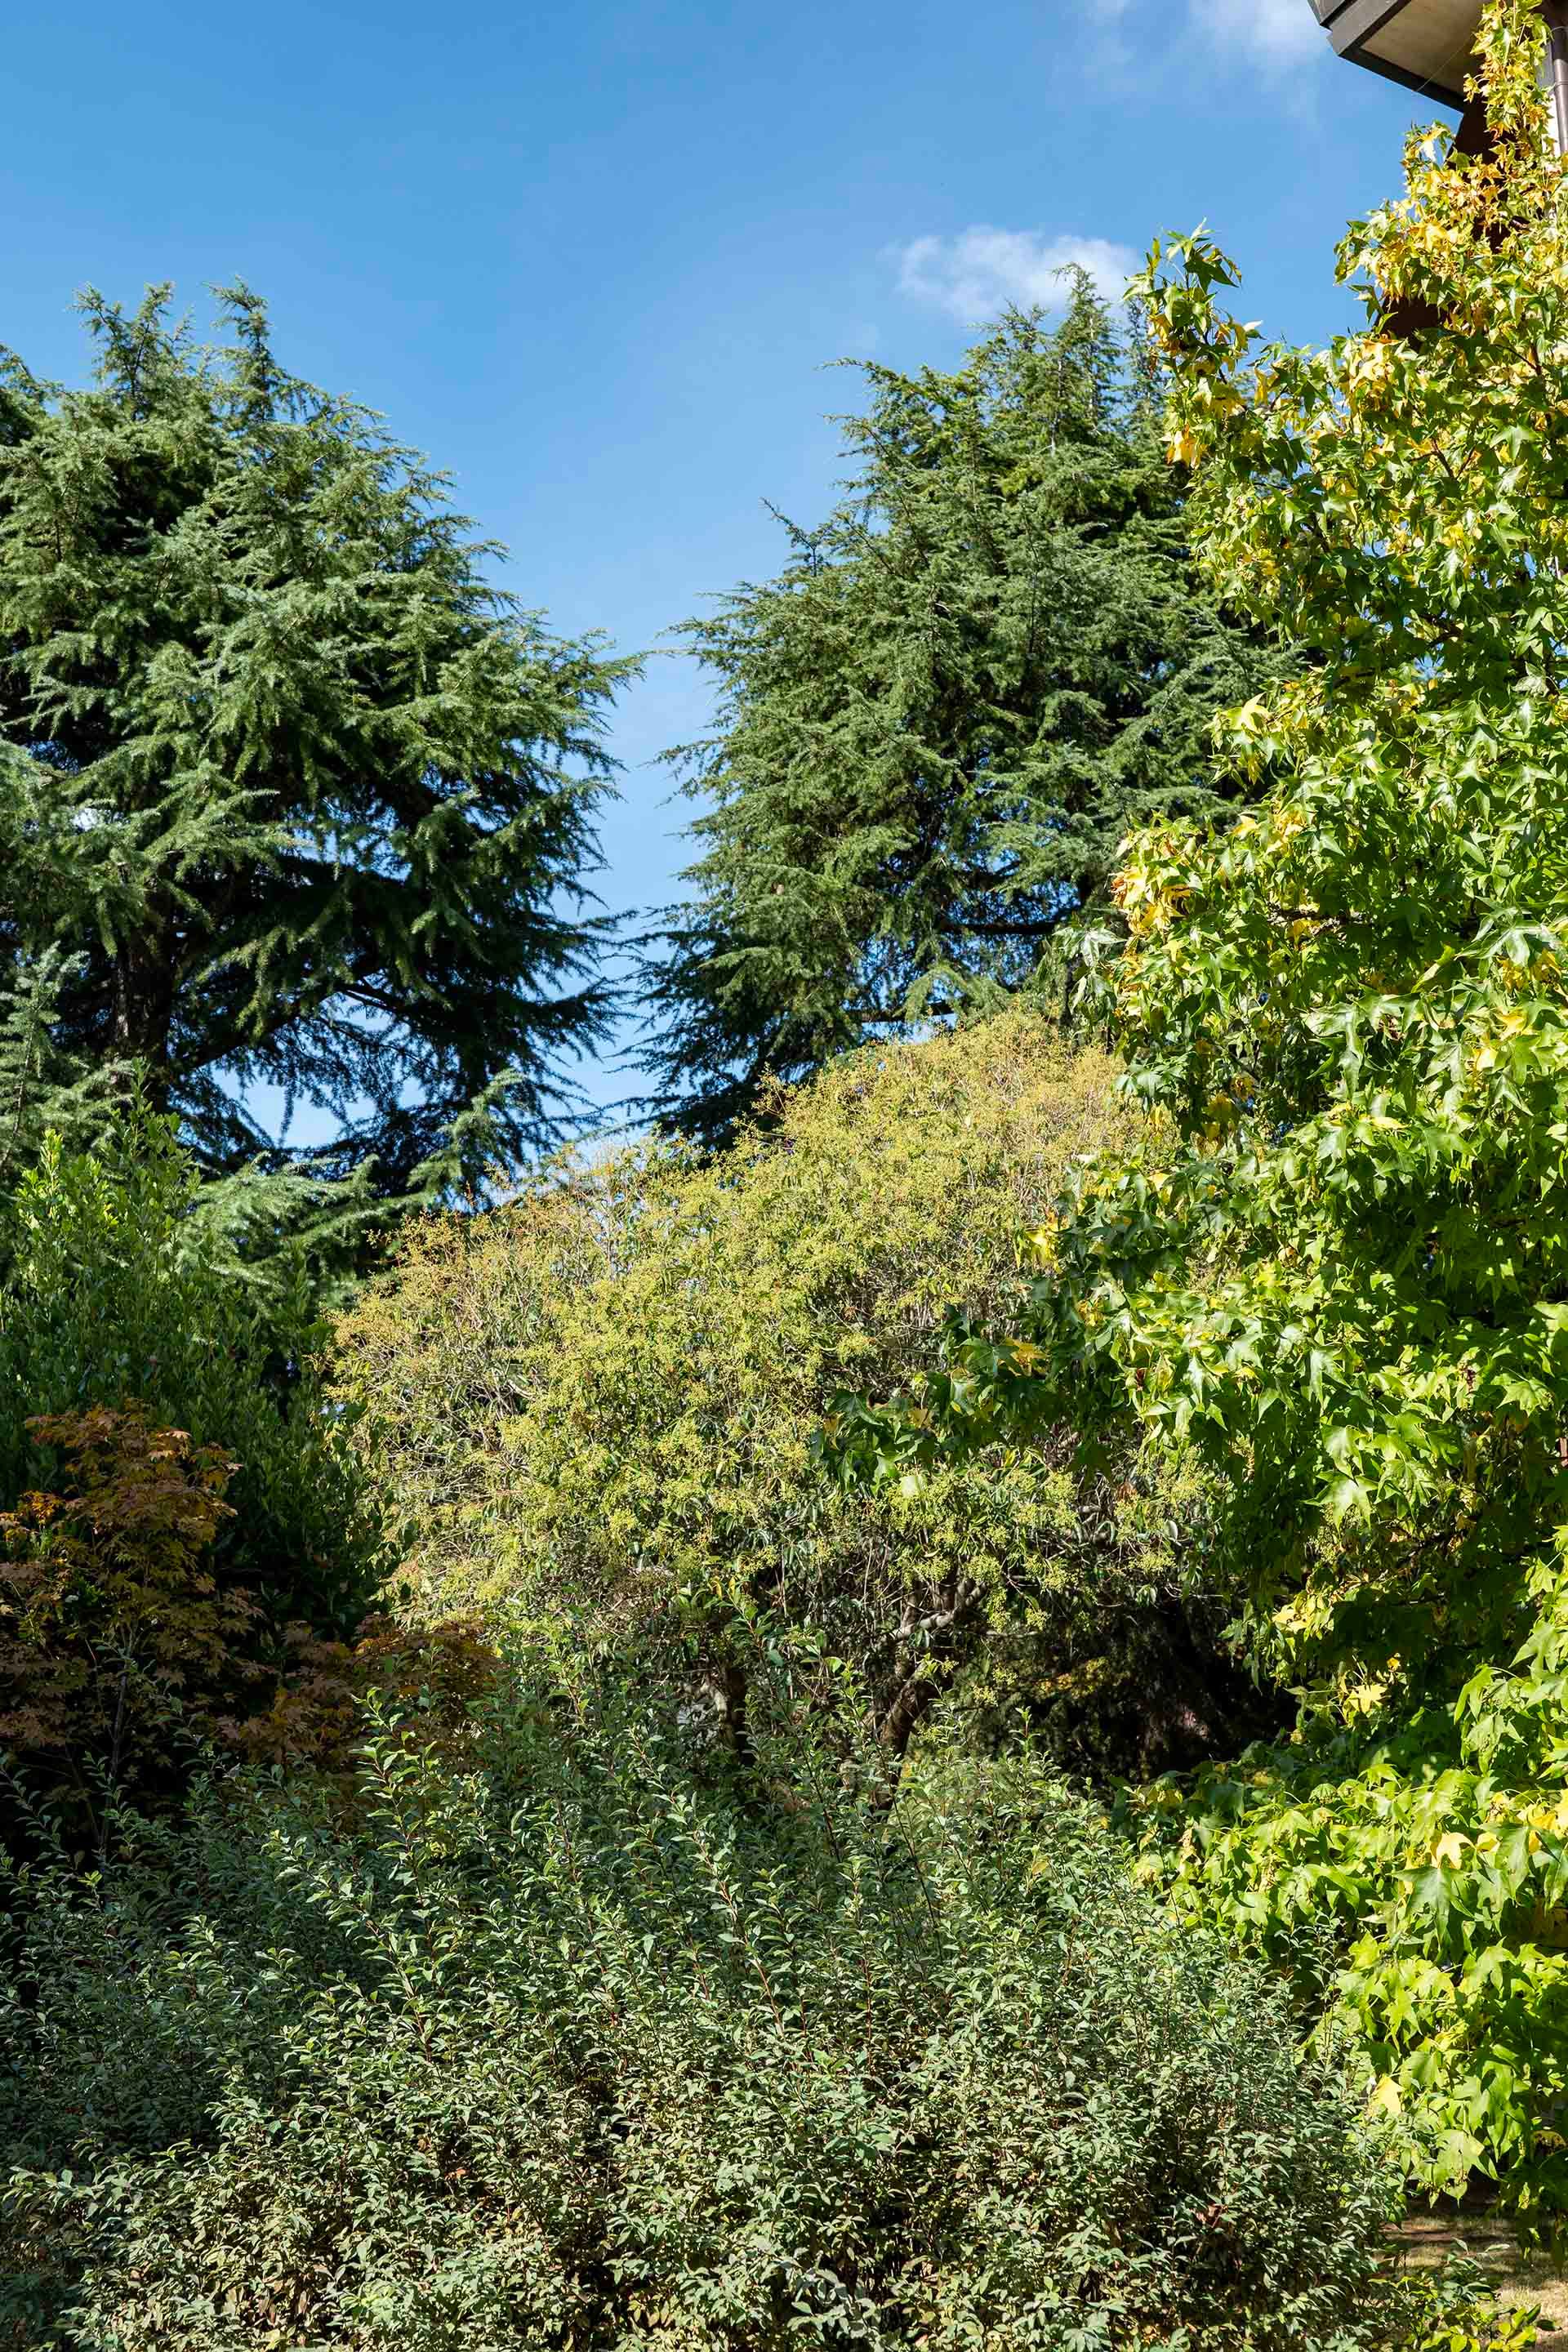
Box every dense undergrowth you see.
[0,1687,1490,2352]
[13,6,1568,2339]
[0,1120,385,1842]
[0,1118,381,1637]
[0,1031,1508,2349]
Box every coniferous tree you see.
[641,285,1291,1141]
[0,285,636,1207]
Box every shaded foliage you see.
[0,1695,1435,2351]
[0,1400,479,1841]
[0,1405,252,1841]
[0,1115,383,1649]
[232,1611,504,1779]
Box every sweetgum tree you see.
[835,0,1568,2227]
[0,286,634,1207]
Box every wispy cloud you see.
[894,229,1140,323]
[1187,0,1322,66]
[1072,0,1322,72]
[1078,0,1136,70]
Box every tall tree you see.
[0,285,635,1207]
[641,284,1290,1141]
[835,0,1568,2225]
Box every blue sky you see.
[4,0,1457,1132]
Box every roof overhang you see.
[1307,0,1482,107]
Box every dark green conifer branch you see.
[0,283,638,1225]
[639,279,1291,1143]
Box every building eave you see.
[1308,0,1473,109]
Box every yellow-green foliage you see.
[336,1017,1192,1757]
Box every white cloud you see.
[895,229,1140,324]
[1073,0,1322,70]
[1076,0,1137,76]
[1187,0,1322,66]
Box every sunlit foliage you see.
[830,0,1568,2229]
[336,1018,1246,1778]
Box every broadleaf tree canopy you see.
[0,284,636,1209]
[831,0,1568,2220]
[641,284,1292,1141]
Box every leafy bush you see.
[335,1017,1251,1778]
[0,1116,383,1642]
[231,1610,504,1775]
[1129,1728,1568,2229]
[0,1405,257,1835]
[0,1401,465,1838]
[0,1695,1433,2351]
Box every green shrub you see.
[0,1117,383,1646]
[0,1693,1432,2351]
[1129,1722,1568,2233]
[334,1017,1250,1776]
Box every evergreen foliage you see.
[335,1018,1256,1780]
[831,0,1568,2230]
[0,1704,1433,2352]
[0,950,114,1185]
[20,38,1568,2319]
[0,1116,383,1652]
[0,285,635,1207]
[642,288,1292,1140]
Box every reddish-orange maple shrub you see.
[0,1404,504,1841]
[0,1405,261,1830]
[230,1613,503,1775]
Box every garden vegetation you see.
[0,287,634,1245]
[7,7,1568,2342]
[835,0,1568,2256]
[335,1015,1254,1780]
[642,287,1290,1141]
[1,1717,1423,2352]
